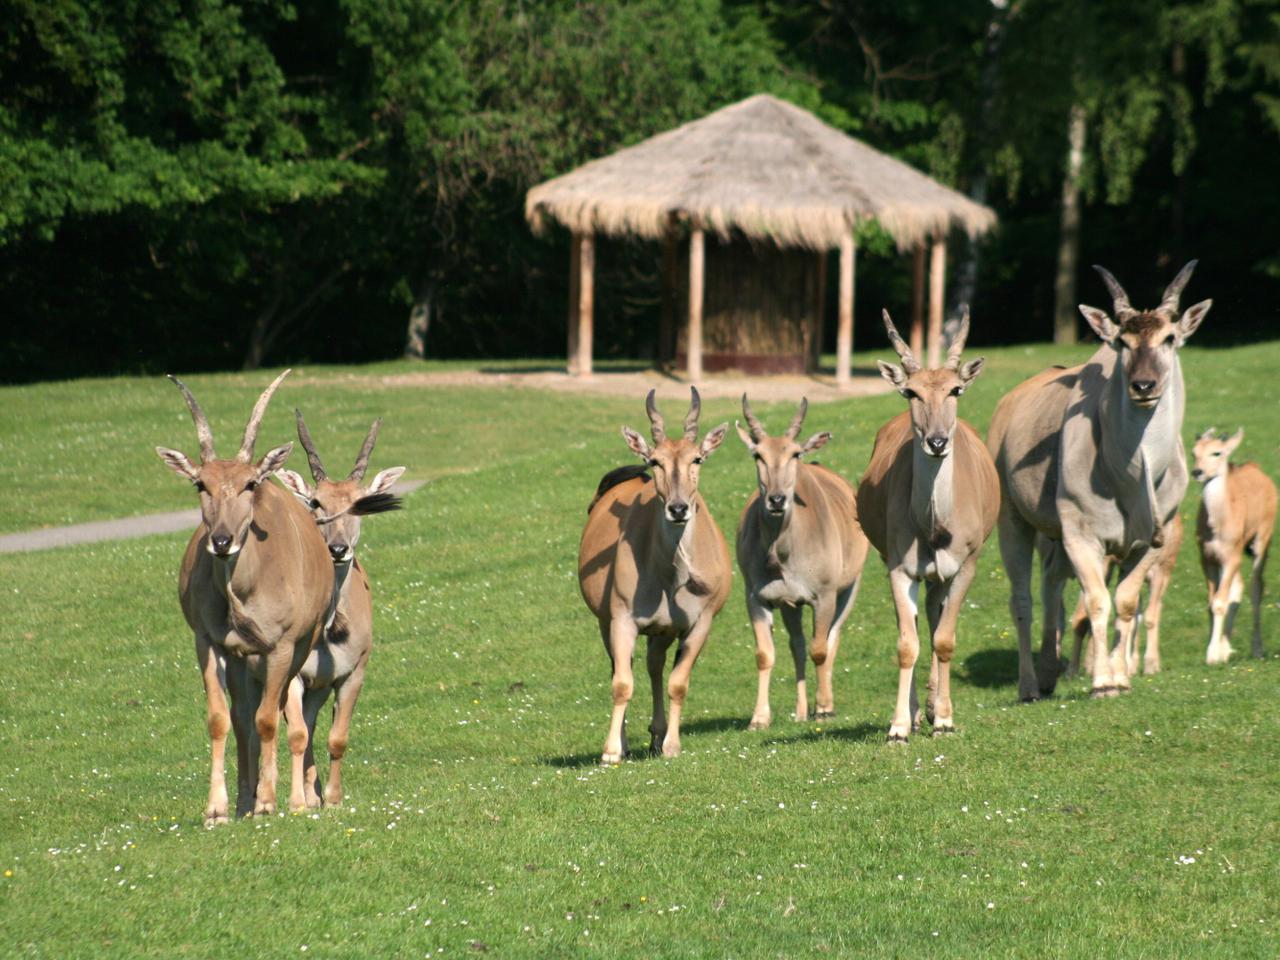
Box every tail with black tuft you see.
[351,491,403,516]
[588,465,650,514]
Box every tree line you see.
[3,0,1278,383]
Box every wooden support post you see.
[811,250,827,372]
[687,226,704,382]
[910,243,926,359]
[836,232,855,387]
[576,234,594,378]
[660,220,677,365]
[927,236,946,369]
[567,235,581,375]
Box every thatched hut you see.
[525,94,996,382]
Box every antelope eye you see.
[792,451,803,460]
[903,389,919,401]
[692,457,704,465]
[647,458,659,468]
[194,480,207,493]
[1164,334,1176,346]
[1212,452,1221,457]
[949,386,963,397]
[244,480,258,493]
[753,452,762,462]
[309,497,321,509]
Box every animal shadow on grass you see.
[959,648,1021,689]
[479,362,653,375]
[541,715,881,768]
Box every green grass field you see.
[1,344,1277,957]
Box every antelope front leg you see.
[324,657,367,806]
[300,685,329,808]
[923,584,944,727]
[252,646,296,816]
[780,605,809,722]
[283,677,310,813]
[887,569,921,742]
[1206,557,1240,664]
[662,615,714,758]
[1062,537,1117,698]
[195,635,231,826]
[1143,561,1174,675]
[1037,542,1072,697]
[602,619,637,765]
[816,584,856,720]
[224,657,257,819]
[929,559,978,734]
[646,637,672,754]
[746,596,776,730]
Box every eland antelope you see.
[857,309,999,741]
[578,388,732,764]
[276,412,405,809]
[155,371,334,824]
[735,395,869,728]
[988,261,1210,700]
[1191,428,1276,663]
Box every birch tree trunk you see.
[1053,104,1087,345]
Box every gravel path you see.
[0,479,427,554]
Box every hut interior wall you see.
[673,235,818,374]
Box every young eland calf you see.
[277,412,404,809]
[579,388,731,764]
[735,395,868,728]
[857,309,999,741]
[1191,428,1276,663]
[155,371,333,823]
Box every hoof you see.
[1143,662,1161,675]
[203,813,229,828]
[886,731,910,744]
[254,803,276,817]
[1089,686,1117,700]
[661,743,681,759]
[815,709,836,721]
[600,750,624,765]
[747,718,771,731]
[1019,694,1040,704]
[1038,684,1057,698]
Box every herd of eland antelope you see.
[155,261,1275,818]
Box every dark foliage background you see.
[2,0,1278,383]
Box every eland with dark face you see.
[857,309,1000,741]
[276,411,405,810]
[578,388,732,764]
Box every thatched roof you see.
[526,94,996,252]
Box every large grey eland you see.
[987,261,1211,700]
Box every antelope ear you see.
[734,421,756,450]
[622,426,652,461]
[275,468,313,502]
[1079,305,1119,343]
[877,360,907,388]
[254,442,294,480]
[802,431,832,454]
[367,466,406,495]
[156,446,199,482]
[959,357,985,385]
[699,422,729,458]
[1177,299,1212,343]
[1224,428,1244,455]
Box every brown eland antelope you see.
[857,309,999,741]
[735,395,869,728]
[155,371,333,824]
[579,388,732,764]
[1191,428,1276,663]
[1062,514,1183,679]
[276,411,405,809]
[988,261,1210,700]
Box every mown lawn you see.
[1,344,1277,958]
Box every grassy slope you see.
[0,345,1277,958]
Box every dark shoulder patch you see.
[588,464,651,514]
